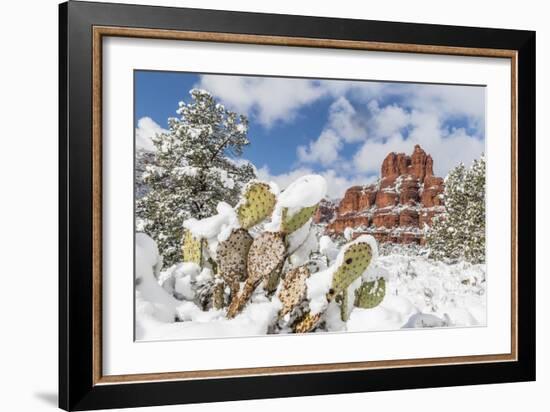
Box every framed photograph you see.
[59,1,535,410]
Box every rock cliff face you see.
[315,145,445,245]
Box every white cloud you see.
[256,166,314,190]
[353,133,411,175]
[297,130,342,165]
[257,165,373,199]
[293,86,484,186]
[135,117,167,151]
[193,75,485,188]
[197,74,485,131]
[326,97,367,143]
[404,83,485,122]
[321,170,376,198]
[197,76,325,127]
[297,97,366,165]
[353,109,485,177]
[367,100,410,138]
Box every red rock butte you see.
[314,145,445,245]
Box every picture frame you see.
[59,1,536,410]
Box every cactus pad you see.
[281,204,318,234]
[227,232,286,318]
[212,281,225,310]
[337,291,351,321]
[236,182,276,229]
[217,228,253,286]
[327,242,373,301]
[290,241,373,331]
[181,229,203,265]
[293,312,322,333]
[354,278,386,309]
[278,265,310,318]
[247,232,287,284]
[263,263,284,294]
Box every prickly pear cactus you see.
[212,281,225,310]
[293,240,374,332]
[293,312,322,333]
[281,204,318,234]
[236,182,276,229]
[278,265,310,318]
[327,242,373,301]
[217,228,253,293]
[354,278,386,309]
[337,291,351,322]
[263,262,284,294]
[247,232,287,285]
[227,232,286,318]
[181,229,203,265]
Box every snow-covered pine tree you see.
[135,148,154,199]
[462,156,486,263]
[426,155,486,264]
[136,89,256,266]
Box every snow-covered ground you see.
[135,233,486,341]
[347,254,486,332]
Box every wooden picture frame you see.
[59,1,535,410]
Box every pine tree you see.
[136,89,256,266]
[426,155,485,264]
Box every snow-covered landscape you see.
[136,227,486,340]
[135,173,486,340]
[134,75,487,341]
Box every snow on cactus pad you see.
[266,174,327,232]
[278,174,327,209]
[355,278,386,309]
[236,181,277,229]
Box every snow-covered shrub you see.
[426,155,485,264]
[136,89,256,266]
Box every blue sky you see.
[135,71,485,198]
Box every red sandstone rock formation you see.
[323,145,446,245]
[313,199,338,224]
[375,190,398,208]
[326,215,370,233]
[399,209,419,227]
[372,210,399,228]
[399,177,420,205]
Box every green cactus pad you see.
[181,229,203,265]
[327,242,373,301]
[278,265,310,318]
[236,182,276,229]
[217,228,253,285]
[227,232,286,318]
[291,241,373,331]
[281,204,318,234]
[354,278,386,309]
[337,291,351,322]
